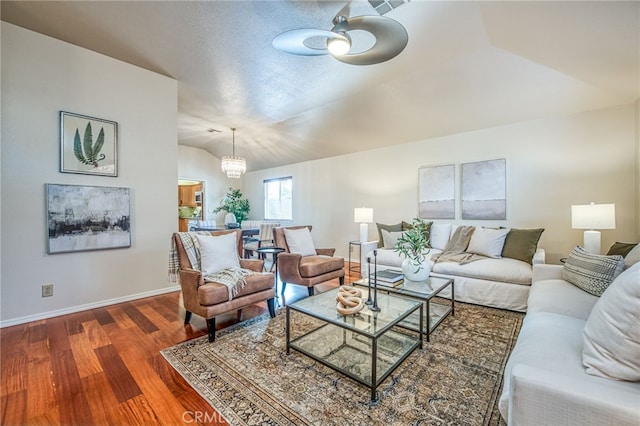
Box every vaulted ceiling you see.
[2,1,638,171]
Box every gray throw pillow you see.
[563,246,624,296]
[376,222,402,248]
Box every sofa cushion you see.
[467,227,510,258]
[284,227,317,256]
[582,263,640,381]
[376,222,402,248]
[499,312,589,418]
[563,246,624,296]
[432,256,533,285]
[195,233,240,276]
[502,228,545,264]
[527,278,599,320]
[430,223,452,250]
[199,272,274,305]
[299,255,344,278]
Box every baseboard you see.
[0,285,181,328]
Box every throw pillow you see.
[582,262,640,381]
[381,229,405,249]
[562,246,625,296]
[195,233,240,276]
[430,223,453,250]
[624,243,640,268]
[466,227,510,258]
[284,227,317,256]
[444,225,475,252]
[376,222,402,248]
[606,242,638,258]
[501,228,545,264]
[402,220,433,247]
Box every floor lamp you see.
[571,203,615,254]
[354,207,373,243]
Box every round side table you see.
[256,247,286,298]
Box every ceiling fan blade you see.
[272,28,351,56]
[331,15,408,65]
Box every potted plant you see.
[213,188,250,224]
[394,217,431,281]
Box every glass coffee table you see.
[353,274,454,342]
[286,287,423,402]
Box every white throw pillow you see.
[381,229,404,249]
[195,233,240,276]
[582,262,640,381]
[430,223,452,250]
[466,227,510,258]
[284,228,317,256]
[624,243,640,268]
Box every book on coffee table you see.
[374,269,404,286]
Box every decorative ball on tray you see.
[336,285,365,315]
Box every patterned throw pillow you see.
[563,246,625,296]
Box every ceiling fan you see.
[272,6,408,66]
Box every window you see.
[264,177,292,220]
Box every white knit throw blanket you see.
[204,266,255,301]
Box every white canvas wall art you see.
[419,164,455,219]
[461,159,506,220]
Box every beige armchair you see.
[172,230,276,342]
[273,225,345,297]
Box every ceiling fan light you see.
[327,32,351,56]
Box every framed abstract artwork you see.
[60,111,118,177]
[418,164,455,219]
[46,184,131,254]
[461,158,506,220]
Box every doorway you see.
[178,179,204,231]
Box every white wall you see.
[177,145,240,224]
[244,104,637,264]
[1,23,178,325]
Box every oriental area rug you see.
[161,301,522,425]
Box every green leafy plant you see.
[74,123,106,167]
[394,218,431,271]
[213,188,250,224]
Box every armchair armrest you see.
[240,259,265,272]
[278,252,305,283]
[316,248,336,256]
[509,364,640,426]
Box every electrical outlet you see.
[42,284,53,297]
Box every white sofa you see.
[499,261,640,425]
[366,223,545,312]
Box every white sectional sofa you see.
[499,258,640,425]
[365,223,545,312]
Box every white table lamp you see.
[354,207,373,243]
[571,203,615,254]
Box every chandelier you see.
[221,128,246,179]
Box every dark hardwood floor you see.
[0,267,361,425]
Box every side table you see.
[256,247,286,297]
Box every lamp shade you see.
[354,207,373,223]
[571,203,616,230]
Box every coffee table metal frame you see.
[353,275,454,342]
[286,287,423,402]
